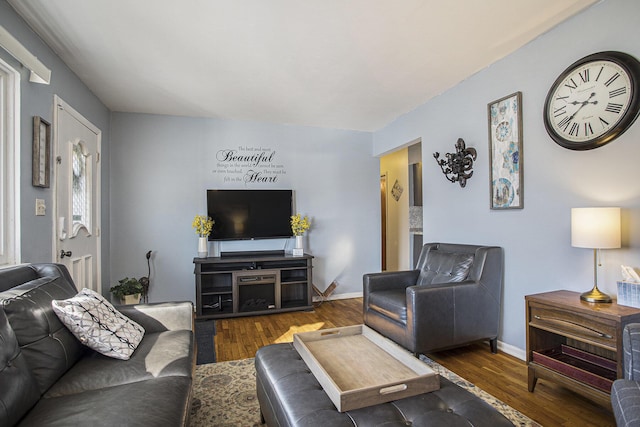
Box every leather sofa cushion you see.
[0,275,85,395]
[45,329,194,397]
[119,302,195,334]
[17,376,192,427]
[0,309,40,427]
[0,267,39,292]
[368,290,407,324]
[417,251,474,286]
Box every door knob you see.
[60,250,72,259]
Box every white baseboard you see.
[329,291,363,300]
[496,340,525,361]
[312,291,363,302]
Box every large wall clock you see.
[543,51,640,150]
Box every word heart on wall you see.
[212,145,286,185]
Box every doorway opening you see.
[380,174,387,271]
[379,139,422,271]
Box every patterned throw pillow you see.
[52,288,145,360]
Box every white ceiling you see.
[9,0,598,131]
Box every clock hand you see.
[568,92,597,120]
[570,100,598,105]
[569,92,597,105]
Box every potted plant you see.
[110,277,144,305]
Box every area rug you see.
[190,356,541,427]
[191,358,260,427]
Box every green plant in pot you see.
[110,277,144,305]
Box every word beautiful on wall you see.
[212,146,286,184]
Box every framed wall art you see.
[32,116,51,188]
[391,179,403,201]
[488,92,523,209]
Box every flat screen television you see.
[207,189,293,241]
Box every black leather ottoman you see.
[255,343,514,426]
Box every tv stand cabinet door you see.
[233,269,281,312]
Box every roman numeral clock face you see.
[544,51,640,150]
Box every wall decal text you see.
[212,146,286,184]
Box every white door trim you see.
[0,57,21,266]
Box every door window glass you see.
[71,141,91,236]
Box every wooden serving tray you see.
[292,325,439,412]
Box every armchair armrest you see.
[407,280,474,321]
[407,280,500,349]
[623,323,640,380]
[118,301,194,334]
[364,270,420,293]
[408,279,479,306]
[363,270,420,308]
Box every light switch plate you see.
[35,199,46,216]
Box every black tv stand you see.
[193,253,313,319]
[220,249,285,258]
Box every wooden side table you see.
[526,290,640,407]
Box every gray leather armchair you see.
[363,243,504,355]
[612,323,640,427]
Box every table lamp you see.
[571,207,621,303]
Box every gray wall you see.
[373,0,640,353]
[0,1,111,285]
[110,113,379,303]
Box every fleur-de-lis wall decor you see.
[433,138,477,188]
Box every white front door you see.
[53,96,102,292]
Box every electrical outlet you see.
[35,199,46,216]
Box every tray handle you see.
[379,383,408,395]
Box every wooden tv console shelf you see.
[526,290,640,407]
[193,253,313,319]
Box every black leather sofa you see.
[0,263,196,427]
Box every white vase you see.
[293,235,304,256]
[198,236,208,258]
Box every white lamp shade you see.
[571,207,621,249]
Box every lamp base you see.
[580,286,612,303]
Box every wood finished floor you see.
[213,298,615,427]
